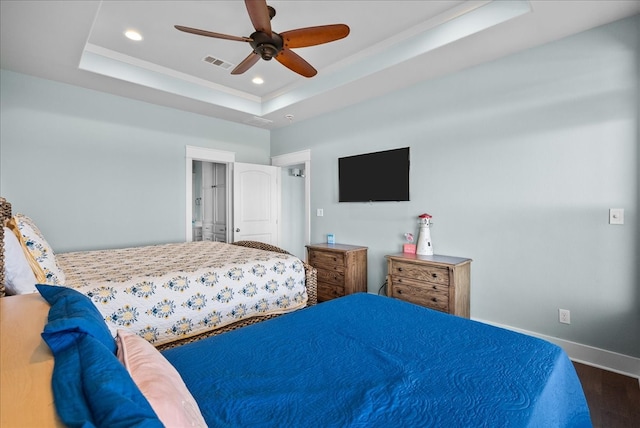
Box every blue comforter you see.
[163,293,591,427]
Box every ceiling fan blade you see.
[276,48,317,78]
[245,0,272,36]
[231,52,260,75]
[174,25,252,42]
[280,24,350,48]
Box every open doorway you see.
[272,150,311,259]
[185,146,234,242]
[192,161,227,242]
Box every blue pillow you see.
[36,284,116,354]
[41,329,162,428]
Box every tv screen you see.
[339,147,410,202]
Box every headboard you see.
[0,197,10,296]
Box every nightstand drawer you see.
[390,278,449,313]
[317,282,345,301]
[389,261,449,285]
[308,251,345,269]
[316,268,345,286]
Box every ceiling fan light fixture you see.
[124,30,143,41]
[257,43,278,60]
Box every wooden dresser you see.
[306,243,368,302]
[386,253,472,318]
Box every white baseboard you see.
[473,318,640,380]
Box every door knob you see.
[235,228,240,232]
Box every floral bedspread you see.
[56,241,307,346]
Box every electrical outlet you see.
[559,309,571,324]
[316,208,324,217]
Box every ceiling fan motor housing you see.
[250,31,283,60]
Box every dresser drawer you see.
[317,282,345,302]
[389,261,449,286]
[316,268,345,286]
[308,250,345,269]
[390,277,449,313]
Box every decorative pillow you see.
[4,217,46,283]
[116,330,207,428]
[41,329,162,428]
[2,226,37,295]
[37,284,117,354]
[13,213,66,285]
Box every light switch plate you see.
[609,208,624,225]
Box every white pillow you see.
[14,214,66,285]
[116,330,207,428]
[3,227,37,295]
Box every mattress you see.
[57,241,307,346]
[163,293,591,427]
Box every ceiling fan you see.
[175,0,350,78]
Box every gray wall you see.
[272,15,639,358]
[280,164,306,259]
[0,70,270,252]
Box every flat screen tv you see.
[339,147,410,202]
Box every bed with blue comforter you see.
[163,293,591,427]
[16,284,590,427]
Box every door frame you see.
[185,146,235,242]
[271,149,311,246]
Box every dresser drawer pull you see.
[397,289,403,294]
[432,273,438,278]
[397,267,403,272]
[432,298,437,302]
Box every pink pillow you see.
[116,330,207,428]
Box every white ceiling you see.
[1,1,639,129]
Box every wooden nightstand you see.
[306,244,368,302]
[386,253,472,318]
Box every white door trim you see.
[271,149,311,246]
[185,145,235,241]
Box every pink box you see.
[403,244,416,254]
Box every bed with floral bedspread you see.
[1,197,316,349]
[55,241,308,346]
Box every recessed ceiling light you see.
[252,77,264,85]
[125,30,142,41]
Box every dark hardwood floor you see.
[573,362,640,428]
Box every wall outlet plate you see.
[609,208,624,225]
[559,309,571,324]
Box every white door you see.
[233,163,280,245]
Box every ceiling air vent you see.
[244,116,274,127]
[203,55,234,70]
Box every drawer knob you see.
[398,267,403,272]
[432,273,438,278]
[397,289,403,294]
[432,298,437,302]
[432,285,437,290]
